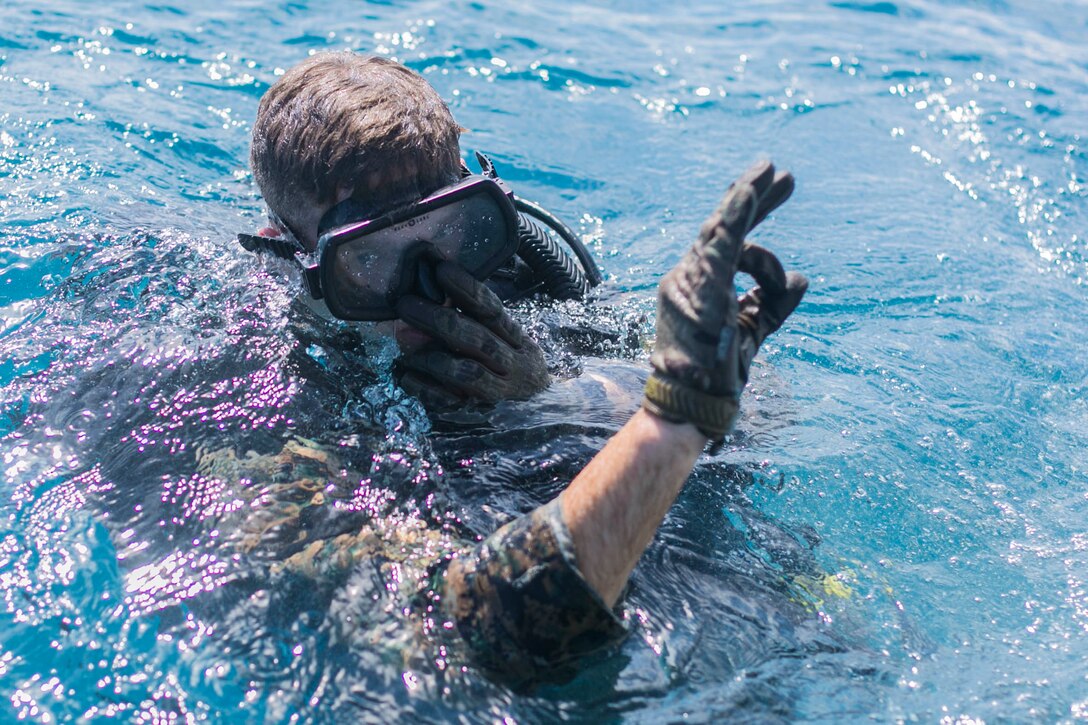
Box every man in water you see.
[242,51,808,685]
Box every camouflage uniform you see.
[196,430,628,686]
[442,497,626,687]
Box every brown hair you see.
[251,52,462,246]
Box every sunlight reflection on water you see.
[1,0,1087,720]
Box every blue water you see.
[2,0,1087,720]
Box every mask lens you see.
[318,178,518,320]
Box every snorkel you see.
[239,152,602,320]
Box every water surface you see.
[1,0,1086,721]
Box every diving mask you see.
[240,174,521,321]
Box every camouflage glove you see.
[642,160,808,441]
[396,261,550,407]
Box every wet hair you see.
[250,52,462,246]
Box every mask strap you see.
[237,232,304,260]
[236,233,323,300]
[316,198,384,237]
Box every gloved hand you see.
[395,261,551,407]
[642,160,808,441]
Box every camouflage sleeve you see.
[441,496,627,686]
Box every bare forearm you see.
[440,409,704,681]
[560,408,706,606]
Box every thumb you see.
[762,271,808,331]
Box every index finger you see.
[738,243,787,295]
[434,261,524,348]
